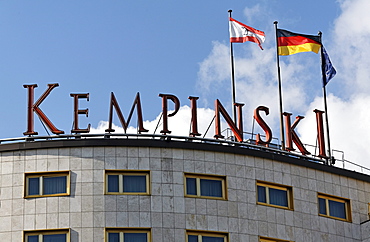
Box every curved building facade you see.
[1,136,370,241]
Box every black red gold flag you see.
[277,29,321,56]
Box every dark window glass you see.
[203,236,224,242]
[124,233,147,242]
[318,197,327,215]
[257,185,266,203]
[43,233,66,242]
[188,235,199,242]
[186,178,197,195]
[27,235,39,242]
[200,179,222,197]
[329,200,346,219]
[28,177,40,195]
[269,188,288,207]
[123,175,146,193]
[108,175,119,193]
[108,233,120,242]
[43,176,67,195]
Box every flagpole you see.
[228,9,237,123]
[274,21,286,150]
[319,32,332,165]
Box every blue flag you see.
[321,46,336,86]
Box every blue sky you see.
[1,1,369,169]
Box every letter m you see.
[105,92,148,133]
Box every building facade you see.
[1,136,370,241]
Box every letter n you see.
[214,99,244,142]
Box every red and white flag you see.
[229,17,265,50]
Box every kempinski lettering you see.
[23,83,327,158]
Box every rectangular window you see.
[24,229,70,242]
[318,193,351,221]
[24,171,70,198]
[105,170,150,195]
[256,181,293,209]
[186,230,228,242]
[105,228,151,242]
[184,173,227,200]
[259,236,293,242]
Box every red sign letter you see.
[23,83,64,135]
[105,92,148,134]
[70,93,90,133]
[214,99,244,142]
[283,112,310,155]
[254,106,272,146]
[159,94,180,134]
[314,109,328,159]
[188,96,201,137]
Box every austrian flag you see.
[229,17,265,50]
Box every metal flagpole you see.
[274,21,286,150]
[322,86,332,165]
[228,9,237,123]
[319,32,332,165]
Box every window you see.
[184,173,227,200]
[24,229,69,242]
[105,228,151,242]
[318,193,351,221]
[257,181,293,209]
[105,170,150,195]
[24,171,70,198]
[259,236,293,242]
[186,230,228,242]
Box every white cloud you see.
[298,94,370,171]
[197,41,230,106]
[332,0,370,94]
[243,5,262,24]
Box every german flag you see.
[277,29,321,56]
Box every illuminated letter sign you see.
[70,93,90,133]
[214,99,244,142]
[23,83,64,135]
[283,112,310,155]
[105,92,148,134]
[254,106,272,146]
[159,94,180,134]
